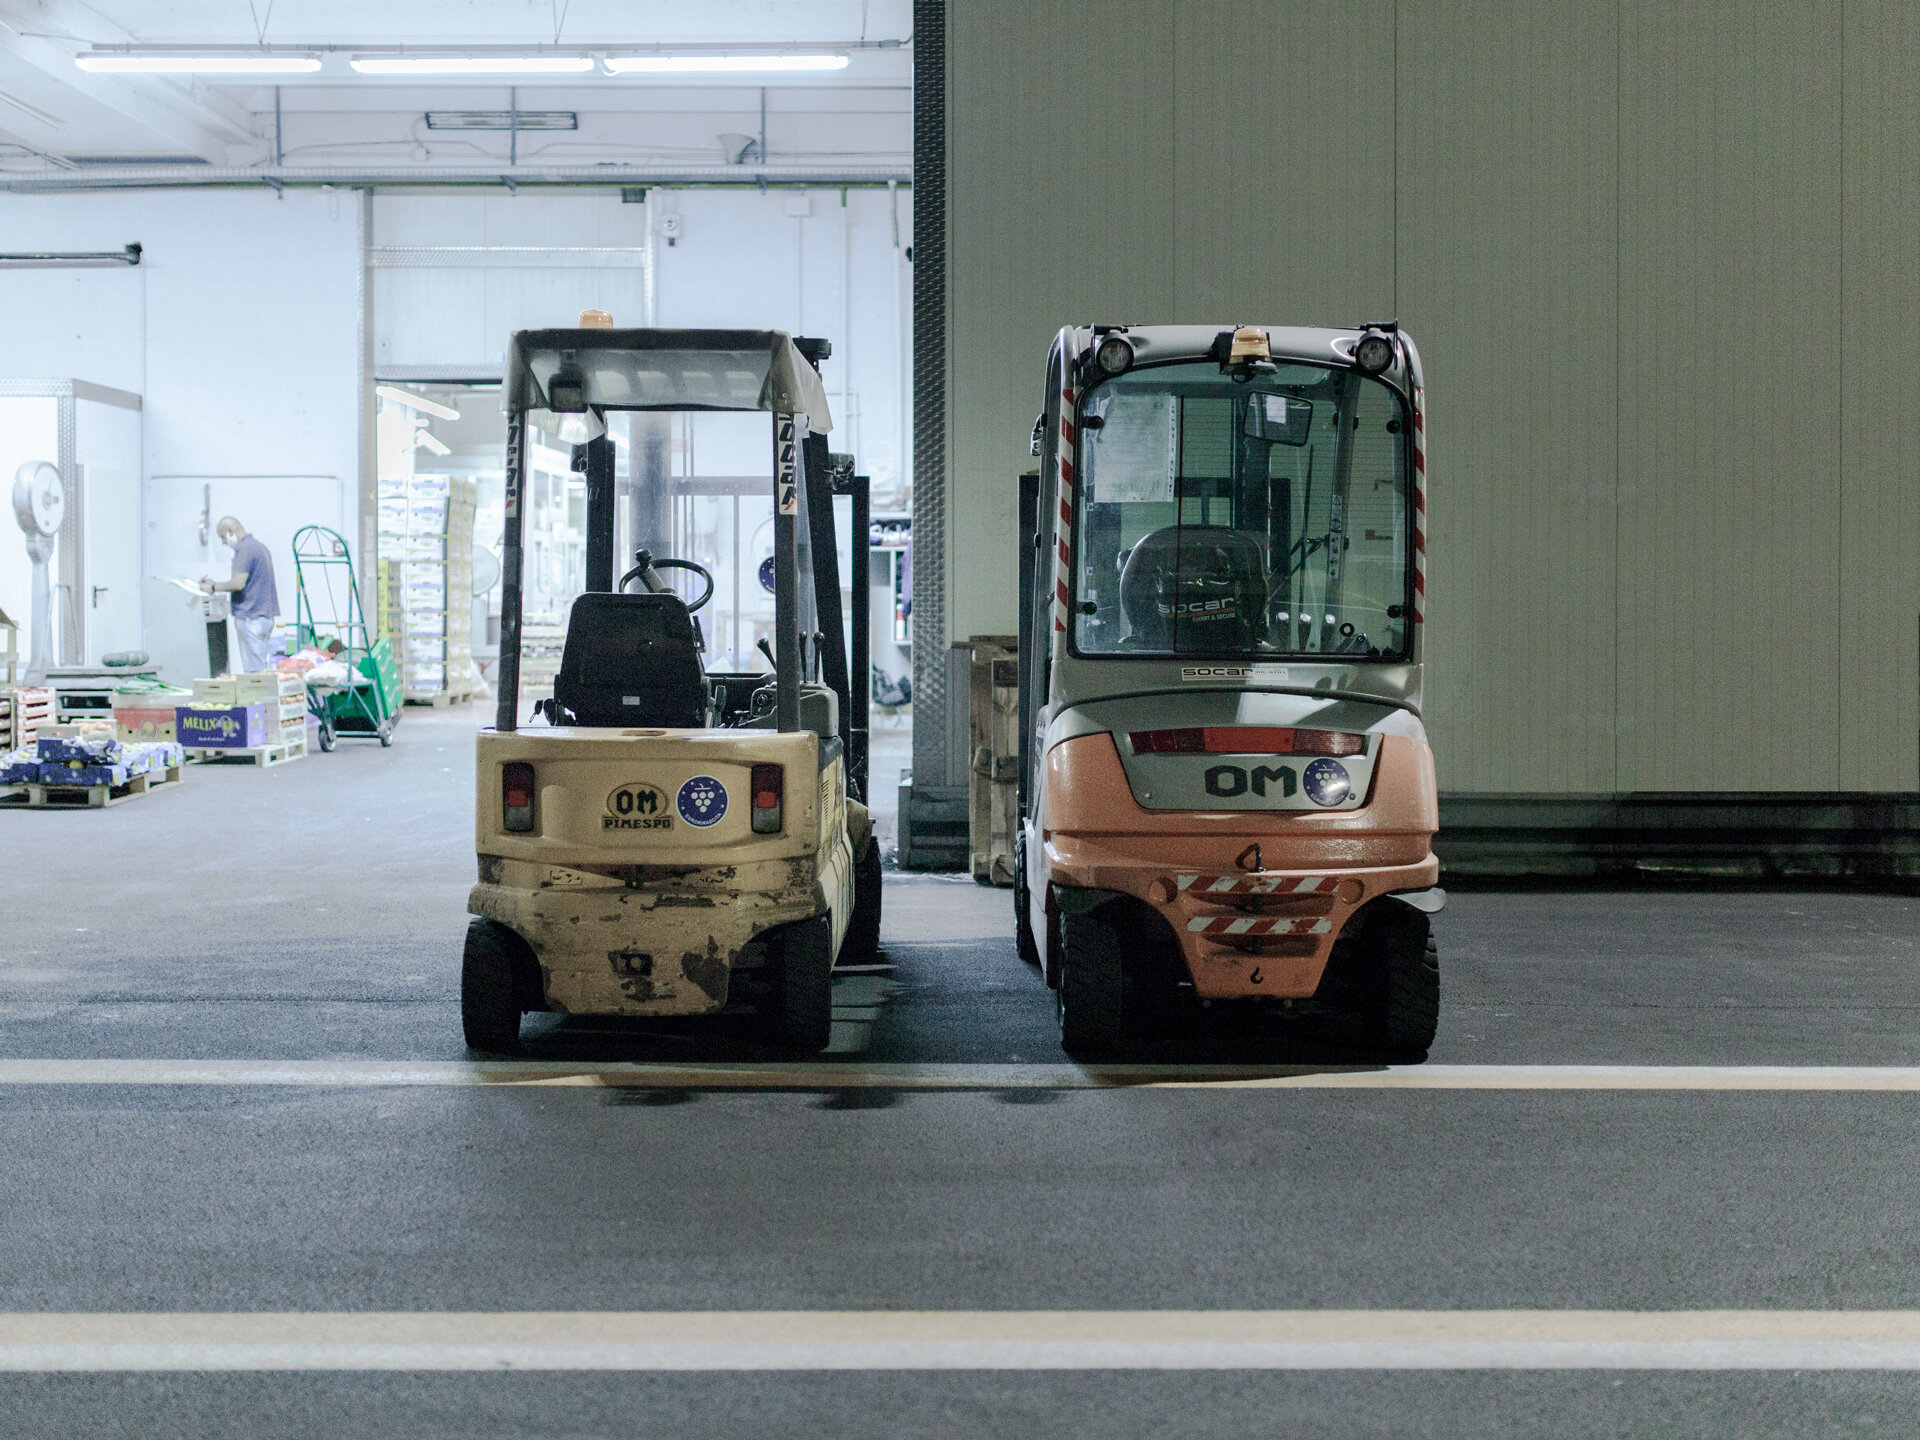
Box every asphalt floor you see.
[3,707,1918,1436]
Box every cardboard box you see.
[192,677,237,705]
[115,707,178,743]
[233,671,297,704]
[175,703,268,749]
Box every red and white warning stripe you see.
[1052,383,1076,633]
[1411,381,1426,627]
[1186,915,1334,937]
[1174,874,1337,896]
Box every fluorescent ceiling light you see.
[351,55,594,75]
[76,54,322,74]
[603,54,850,74]
[377,385,461,420]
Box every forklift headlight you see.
[547,369,587,413]
[1353,332,1395,374]
[1095,335,1134,375]
[502,761,536,833]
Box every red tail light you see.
[751,763,784,834]
[502,761,535,832]
[1128,726,1364,757]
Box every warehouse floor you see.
[3,708,1919,1436]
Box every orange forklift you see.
[1015,323,1442,1056]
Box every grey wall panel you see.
[1169,3,1393,326]
[1616,0,1842,791]
[1841,0,1920,790]
[946,0,1176,642]
[1397,0,1619,793]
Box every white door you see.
[144,475,345,659]
[81,462,143,659]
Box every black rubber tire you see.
[766,914,834,1050]
[1057,907,1128,1056]
[1352,905,1440,1060]
[461,917,526,1051]
[838,839,884,968]
[378,722,393,748]
[316,720,335,753]
[1013,831,1041,968]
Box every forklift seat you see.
[549,592,709,728]
[1117,525,1269,651]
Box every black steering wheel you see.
[620,554,715,612]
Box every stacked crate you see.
[0,686,52,751]
[379,475,476,704]
[236,671,307,753]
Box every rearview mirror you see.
[1244,393,1312,446]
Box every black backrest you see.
[1118,525,1269,651]
[552,592,707,728]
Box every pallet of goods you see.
[380,474,476,706]
[176,673,307,767]
[0,725,185,809]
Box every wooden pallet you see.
[403,689,472,708]
[0,762,184,810]
[183,736,307,767]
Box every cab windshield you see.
[1071,359,1411,660]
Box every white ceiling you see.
[0,1,912,176]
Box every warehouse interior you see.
[2,2,1919,1435]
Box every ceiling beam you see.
[0,0,260,160]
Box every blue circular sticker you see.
[676,774,728,828]
[1302,757,1352,807]
[758,555,777,594]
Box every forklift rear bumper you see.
[469,854,820,1016]
[1042,731,1439,999]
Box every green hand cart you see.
[291,525,401,749]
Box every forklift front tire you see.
[765,914,834,1050]
[1057,908,1129,1056]
[462,917,531,1051]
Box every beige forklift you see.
[463,322,881,1051]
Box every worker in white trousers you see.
[200,516,281,674]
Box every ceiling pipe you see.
[0,163,910,192]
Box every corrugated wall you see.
[945,0,1920,795]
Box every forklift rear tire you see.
[1013,832,1041,968]
[462,917,530,1051]
[1057,908,1129,1056]
[766,914,834,1050]
[839,839,883,968]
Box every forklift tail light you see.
[751,763,784,833]
[503,762,536,832]
[1129,727,1364,757]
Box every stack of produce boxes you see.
[238,669,310,752]
[1,685,53,750]
[112,680,193,741]
[380,474,476,702]
[1,724,183,790]
[175,677,269,753]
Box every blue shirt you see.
[230,534,280,621]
